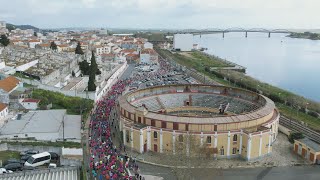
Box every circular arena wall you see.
[118,84,279,160]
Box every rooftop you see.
[297,138,320,152]
[0,76,20,93]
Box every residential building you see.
[101,53,115,62]
[0,76,21,94]
[144,42,153,49]
[20,98,41,110]
[140,49,158,64]
[294,138,320,164]
[0,103,8,119]
[0,109,81,142]
[28,39,42,48]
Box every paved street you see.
[120,63,135,80]
[138,162,320,180]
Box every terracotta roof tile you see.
[0,76,20,93]
[0,103,7,112]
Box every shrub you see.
[288,132,304,143]
[307,111,319,118]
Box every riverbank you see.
[156,48,320,131]
[287,32,320,40]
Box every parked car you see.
[48,163,57,168]
[4,163,23,171]
[21,155,32,162]
[49,152,59,161]
[0,168,13,174]
[20,150,39,156]
[4,159,22,166]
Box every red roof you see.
[0,103,7,112]
[0,76,20,93]
[29,39,41,43]
[22,98,41,103]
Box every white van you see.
[24,152,51,167]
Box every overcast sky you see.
[0,0,319,29]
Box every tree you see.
[79,60,90,75]
[75,42,84,55]
[71,70,75,77]
[50,41,57,51]
[34,32,37,37]
[88,51,97,91]
[0,35,10,47]
[288,132,304,143]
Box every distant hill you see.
[6,23,40,32]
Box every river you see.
[194,33,320,102]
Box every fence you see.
[0,166,79,178]
[0,143,83,156]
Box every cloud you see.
[0,0,319,29]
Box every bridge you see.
[176,28,293,38]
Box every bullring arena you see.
[118,84,279,161]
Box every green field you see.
[277,103,320,131]
[156,48,320,131]
[0,151,20,163]
[31,89,93,117]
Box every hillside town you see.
[0,20,162,179]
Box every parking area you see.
[0,150,60,174]
[128,62,199,92]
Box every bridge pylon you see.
[245,31,248,38]
[222,32,225,38]
[268,32,271,38]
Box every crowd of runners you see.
[88,57,173,179]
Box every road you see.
[138,162,320,180]
[120,63,135,80]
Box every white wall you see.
[0,62,5,70]
[0,107,8,119]
[144,42,153,49]
[173,34,193,51]
[95,61,128,101]
[21,102,38,110]
[62,148,83,156]
[16,60,39,71]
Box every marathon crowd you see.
[88,57,173,180]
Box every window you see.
[154,132,158,139]
[161,121,166,128]
[214,125,217,131]
[233,134,238,142]
[220,148,224,155]
[232,148,237,154]
[178,135,183,142]
[207,136,211,144]
[151,120,155,126]
[173,122,179,130]
[138,117,141,123]
[126,130,130,143]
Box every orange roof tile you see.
[0,103,7,112]
[0,76,20,93]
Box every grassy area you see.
[14,72,35,80]
[156,48,320,130]
[31,89,93,117]
[23,83,35,88]
[2,141,81,148]
[0,151,20,162]
[277,103,320,131]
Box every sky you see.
[0,0,319,29]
